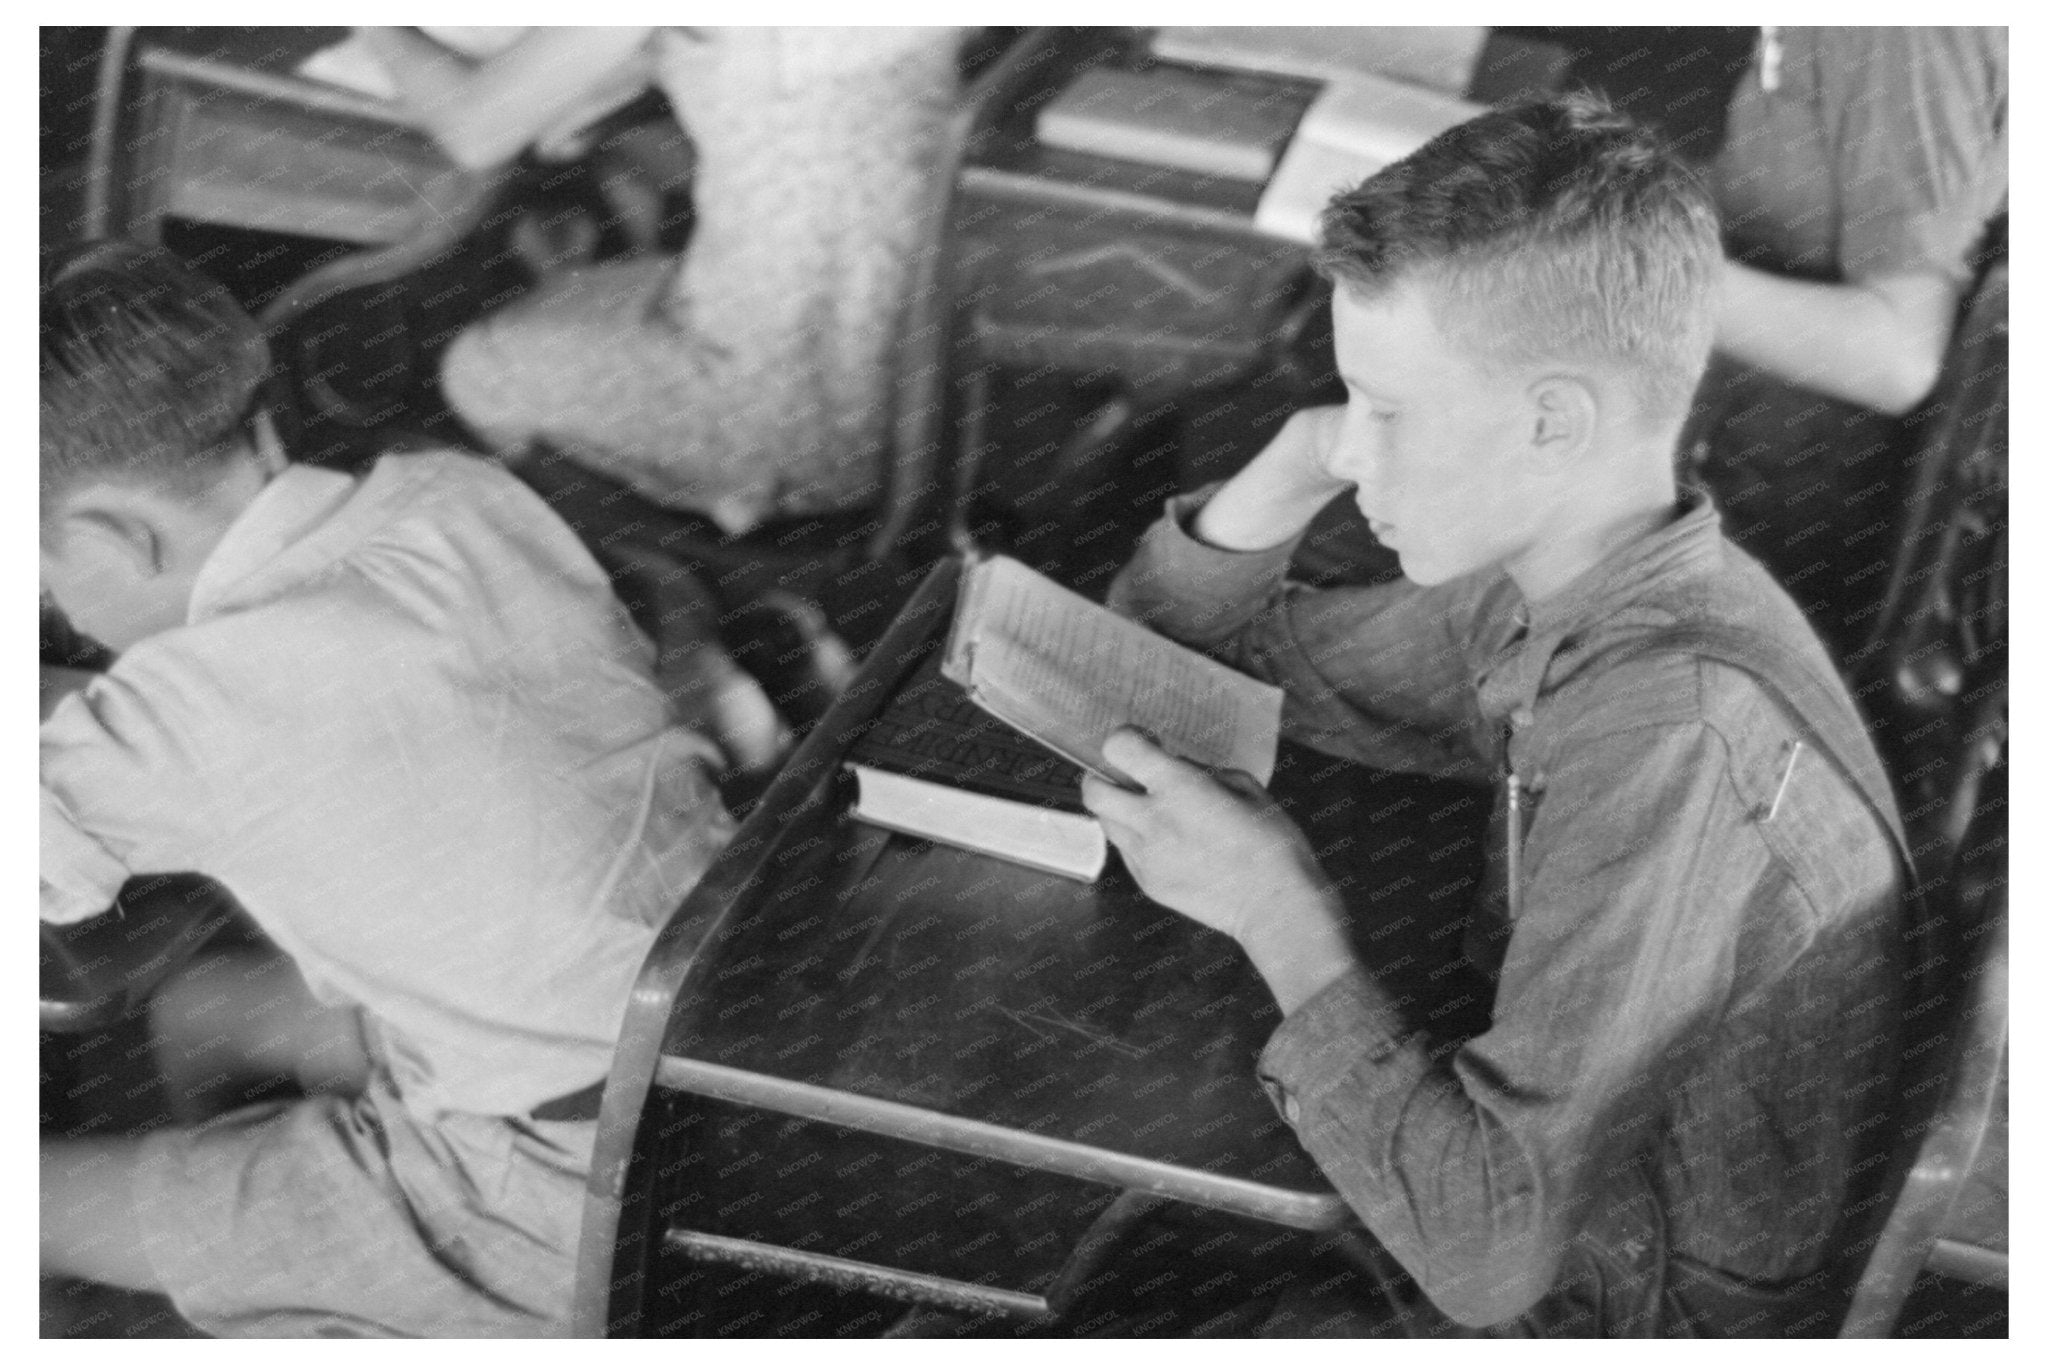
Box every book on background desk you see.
[847,555,1284,882]
[1255,73,1485,243]
[1151,25,1488,96]
[1034,66,1311,183]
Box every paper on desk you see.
[1255,75,1485,244]
[297,28,532,101]
[1152,26,1487,96]
[297,35,398,100]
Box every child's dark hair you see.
[1315,91,1722,420]
[40,241,271,511]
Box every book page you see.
[944,556,1282,789]
[1295,75,1482,163]
[1254,76,1484,242]
[1255,136,1382,243]
[297,36,400,100]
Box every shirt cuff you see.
[1256,966,1416,1125]
[1108,483,1302,641]
[40,785,129,924]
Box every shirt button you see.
[1282,1094,1301,1124]
[1510,704,1535,731]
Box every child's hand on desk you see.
[1081,729,1360,1013]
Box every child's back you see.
[39,242,734,1335]
[43,450,733,1117]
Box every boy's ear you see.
[1527,375,1597,471]
[59,503,168,579]
[248,409,288,476]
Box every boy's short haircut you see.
[40,240,272,511]
[1315,91,1723,421]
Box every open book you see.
[846,555,1284,881]
[1254,73,1485,244]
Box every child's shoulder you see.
[358,446,540,515]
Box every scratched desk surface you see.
[628,563,1493,1325]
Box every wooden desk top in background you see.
[110,27,463,246]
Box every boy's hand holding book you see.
[848,555,1283,883]
[1081,728,1359,1014]
[1193,404,1353,551]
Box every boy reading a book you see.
[39,243,735,1336]
[1086,94,1912,1336]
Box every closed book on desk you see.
[1255,73,1484,243]
[1151,25,1487,96]
[1035,66,1308,183]
[846,652,1108,883]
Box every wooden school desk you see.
[574,557,1386,1336]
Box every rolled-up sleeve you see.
[1256,714,1757,1327]
[39,784,129,924]
[1831,27,2007,285]
[40,658,221,924]
[1110,487,1505,780]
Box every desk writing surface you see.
[628,567,1346,1316]
[598,559,1492,1330]
[123,27,463,246]
[661,632,1325,1202]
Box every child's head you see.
[41,242,279,650]
[1307,93,1722,592]
[1315,91,1722,423]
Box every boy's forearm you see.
[1192,412,1349,551]
[1238,889,1360,1016]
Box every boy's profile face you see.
[1323,281,1547,587]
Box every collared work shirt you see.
[41,452,734,1122]
[1109,489,1906,1335]
[1713,25,2007,288]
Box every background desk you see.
[92,27,464,247]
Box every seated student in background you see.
[358,25,964,536]
[1086,95,1912,1336]
[1691,26,2007,651]
[39,243,736,1336]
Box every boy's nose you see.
[1329,413,1381,493]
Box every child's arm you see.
[1715,263,1963,416]
[40,783,130,924]
[41,656,225,925]
[1081,729,1359,1013]
[357,26,657,171]
[40,665,96,724]
[1093,706,1842,1327]
[1188,405,1353,551]
[1109,404,1503,783]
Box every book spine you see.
[1036,110,1278,183]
